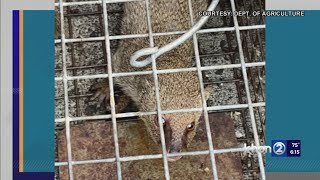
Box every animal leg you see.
[90,80,131,113]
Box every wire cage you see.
[54,0,266,179]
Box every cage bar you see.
[144,0,171,179]
[54,25,265,44]
[229,0,265,179]
[55,145,269,167]
[58,0,74,179]
[187,0,219,179]
[101,0,123,178]
[55,62,265,81]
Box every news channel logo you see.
[271,140,301,157]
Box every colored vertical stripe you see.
[19,10,24,173]
[13,9,20,175]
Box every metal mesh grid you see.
[54,0,266,179]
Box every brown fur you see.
[56,0,213,157]
[110,0,213,156]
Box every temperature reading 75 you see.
[292,142,300,148]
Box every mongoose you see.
[87,1,213,161]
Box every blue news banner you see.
[266,10,320,172]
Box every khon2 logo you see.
[272,140,301,157]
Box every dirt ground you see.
[57,113,243,180]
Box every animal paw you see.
[90,80,110,109]
[89,80,132,113]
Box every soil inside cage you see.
[56,113,243,180]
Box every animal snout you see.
[167,141,183,162]
[168,144,182,154]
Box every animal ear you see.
[203,85,214,100]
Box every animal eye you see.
[154,116,166,127]
[186,122,195,131]
[161,118,166,126]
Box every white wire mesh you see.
[100,0,123,178]
[55,0,266,179]
[188,0,219,178]
[143,0,171,178]
[229,0,265,178]
[58,0,74,179]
